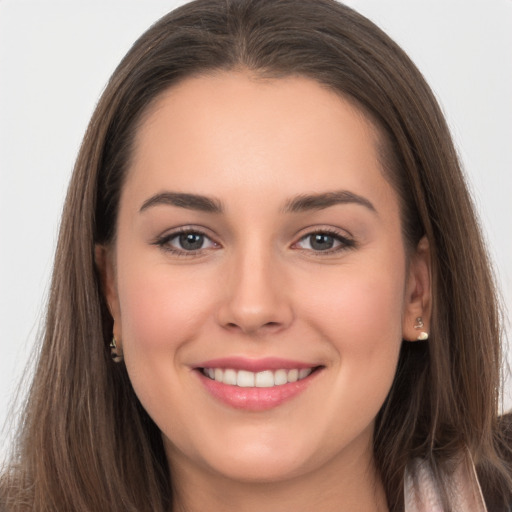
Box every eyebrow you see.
[139,192,224,213]
[139,189,376,216]
[282,190,377,214]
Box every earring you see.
[413,317,429,341]
[110,336,123,363]
[414,317,424,329]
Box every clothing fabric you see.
[404,452,487,511]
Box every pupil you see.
[311,234,334,251]
[179,233,204,250]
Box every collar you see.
[404,451,487,511]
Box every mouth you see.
[201,367,316,387]
[194,359,323,411]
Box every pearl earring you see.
[413,317,429,341]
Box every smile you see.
[196,360,322,411]
[202,367,313,387]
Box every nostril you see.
[222,319,284,335]
[216,295,294,335]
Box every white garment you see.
[404,453,487,511]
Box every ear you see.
[402,236,431,342]
[95,244,122,342]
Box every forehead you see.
[123,71,397,217]
[136,71,381,151]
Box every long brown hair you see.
[2,1,511,510]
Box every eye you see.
[154,229,219,254]
[174,232,209,251]
[294,230,355,253]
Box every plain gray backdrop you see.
[1,0,511,461]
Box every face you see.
[99,72,430,485]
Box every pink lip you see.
[194,358,322,411]
[196,356,316,372]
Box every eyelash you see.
[153,227,356,256]
[293,228,356,255]
[153,227,219,256]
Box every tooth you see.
[223,368,237,385]
[287,369,299,383]
[255,370,274,387]
[299,368,312,380]
[237,370,255,387]
[274,369,288,385]
[204,367,312,387]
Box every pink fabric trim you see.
[404,452,487,511]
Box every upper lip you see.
[195,356,320,373]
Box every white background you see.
[1,0,511,461]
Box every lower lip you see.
[197,369,320,411]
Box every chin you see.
[165,428,318,484]
[207,451,313,484]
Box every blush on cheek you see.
[117,265,219,355]
[307,272,404,342]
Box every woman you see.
[1,0,511,510]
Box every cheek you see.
[297,255,405,412]
[115,252,220,362]
[113,257,222,434]
[300,258,406,347]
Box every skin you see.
[97,72,431,512]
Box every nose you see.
[216,246,294,336]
